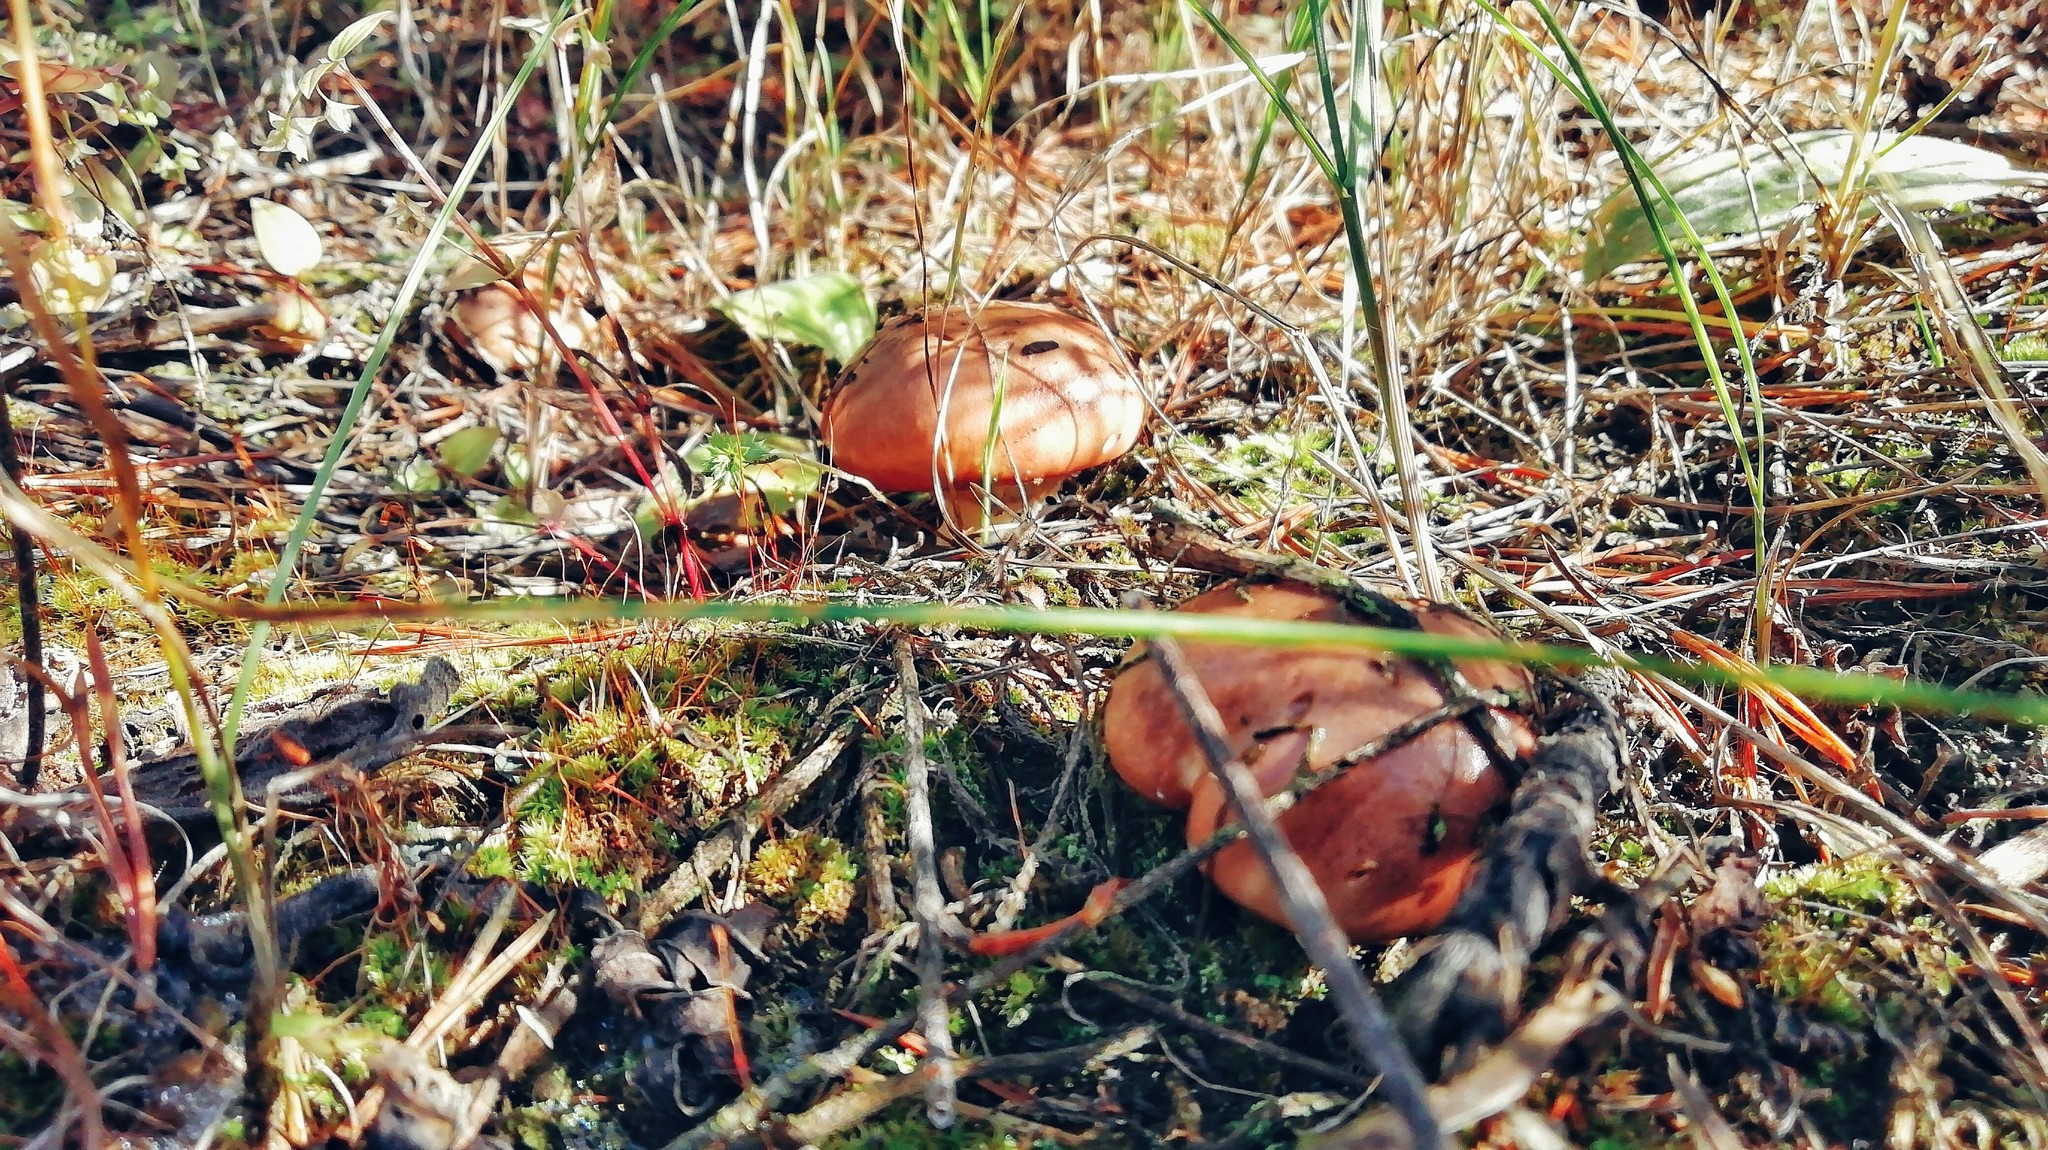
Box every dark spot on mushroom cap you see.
[820,301,1147,497]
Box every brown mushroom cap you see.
[1100,580,1536,943]
[821,301,1146,500]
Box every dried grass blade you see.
[1669,630,1859,774]
[1873,194,2048,515]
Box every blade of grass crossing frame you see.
[1219,8,1317,265]
[1189,0,1442,597]
[4,465,2041,727]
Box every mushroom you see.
[1101,580,1536,943]
[821,301,1146,535]
[445,258,603,377]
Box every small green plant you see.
[2001,334,2048,362]
[748,832,860,937]
[1757,856,1949,1028]
[823,1103,1020,1150]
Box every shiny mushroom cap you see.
[821,301,1146,521]
[1101,579,1536,943]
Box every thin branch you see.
[639,720,860,933]
[1144,631,1442,1150]
[1054,957,1370,1090]
[663,695,1475,1150]
[895,638,959,1129]
[0,396,43,792]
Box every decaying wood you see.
[1392,689,1626,1071]
[161,865,385,983]
[2,658,461,854]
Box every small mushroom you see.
[1102,580,1536,943]
[445,262,603,377]
[821,301,1146,534]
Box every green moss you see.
[468,840,516,880]
[2001,334,2048,362]
[823,1102,1024,1150]
[1130,209,1230,268]
[0,1049,60,1135]
[469,638,855,906]
[996,968,1048,1027]
[748,832,860,937]
[1759,856,1950,1029]
[358,1006,407,1039]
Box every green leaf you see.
[685,432,824,521]
[28,237,116,314]
[326,11,395,63]
[391,456,442,493]
[631,465,690,541]
[718,271,875,362]
[1586,130,2048,280]
[443,232,559,291]
[437,425,500,477]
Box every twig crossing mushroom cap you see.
[1102,580,1537,943]
[822,301,1146,496]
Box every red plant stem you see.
[85,631,157,971]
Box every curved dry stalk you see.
[1876,198,2048,514]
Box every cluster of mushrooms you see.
[822,302,1539,943]
[1104,581,1535,941]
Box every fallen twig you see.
[777,1030,1150,1149]
[663,692,1482,1150]
[895,638,960,1128]
[1145,630,1442,1150]
[1050,955,1370,1090]
[1391,688,1625,1070]
[1306,972,1620,1150]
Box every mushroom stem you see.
[1145,631,1446,1150]
[934,476,1059,541]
